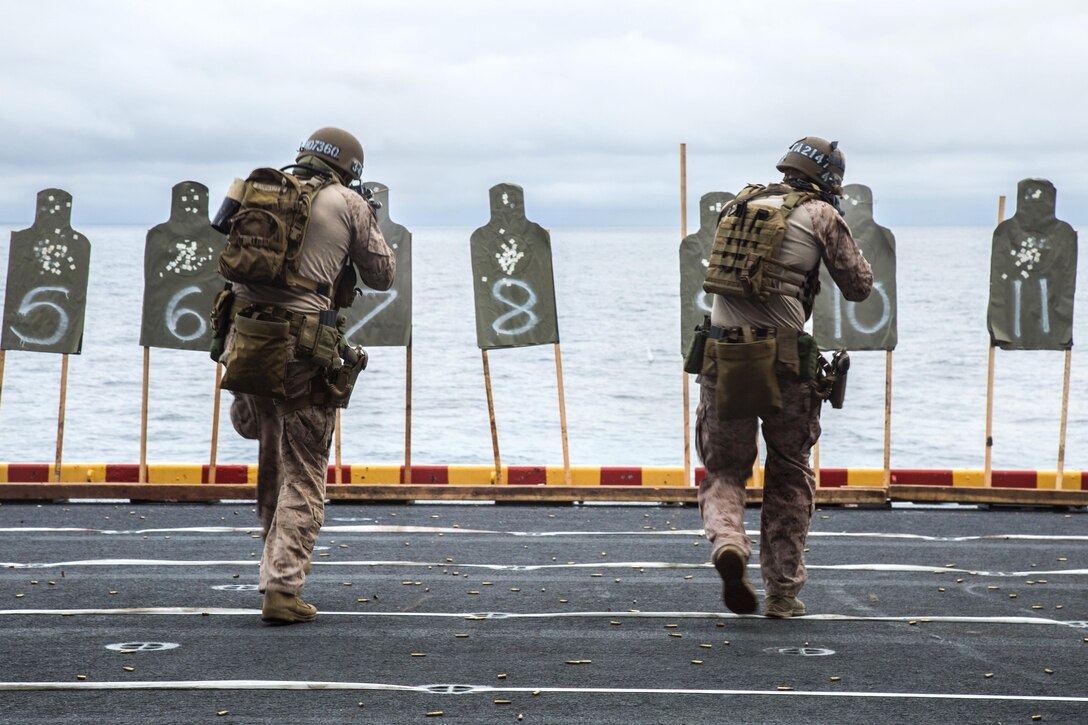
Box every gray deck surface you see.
[1,500,1086,724]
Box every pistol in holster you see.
[324,343,369,408]
[815,349,850,409]
[683,316,710,375]
[308,310,369,409]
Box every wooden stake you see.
[53,354,70,484]
[680,142,691,486]
[139,347,150,484]
[984,195,1005,488]
[554,343,572,485]
[334,408,343,485]
[680,143,688,235]
[209,363,222,485]
[984,345,995,488]
[1056,349,1072,489]
[404,338,413,485]
[682,373,692,486]
[752,430,763,488]
[883,350,893,489]
[482,349,502,485]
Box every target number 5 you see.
[10,285,71,346]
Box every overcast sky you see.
[1,0,1086,228]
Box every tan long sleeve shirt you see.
[711,185,872,332]
[233,182,396,314]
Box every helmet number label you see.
[789,141,827,167]
[300,139,340,158]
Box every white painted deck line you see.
[4,558,1086,577]
[2,525,1087,543]
[0,679,1086,703]
[0,607,1081,628]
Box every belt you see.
[705,323,777,342]
[233,298,309,335]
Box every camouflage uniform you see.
[696,185,871,599]
[225,179,395,597]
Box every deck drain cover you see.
[767,646,835,657]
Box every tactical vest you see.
[218,167,337,297]
[703,184,820,309]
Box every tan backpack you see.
[217,167,336,296]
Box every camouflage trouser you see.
[695,367,821,597]
[226,332,335,596]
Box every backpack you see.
[703,184,818,305]
[218,167,336,296]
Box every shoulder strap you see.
[781,189,818,214]
[717,184,769,225]
[283,173,339,298]
[755,190,823,299]
[736,184,766,201]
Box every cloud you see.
[1,0,1087,227]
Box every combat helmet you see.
[297,127,365,184]
[776,136,845,193]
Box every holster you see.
[278,344,369,414]
[683,320,709,375]
[325,344,369,409]
[814,349,850,408]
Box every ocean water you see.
[0,224,1084,471]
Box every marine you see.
[694,136,872,618]
[211,127,396,624]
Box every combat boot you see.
[764,595,805,618]
[712,544,758,615]
[261,590,317,624]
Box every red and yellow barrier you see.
[2,461,1085,509]
[1,462,1084,491]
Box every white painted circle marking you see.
[767,646,835,657]
[105,642,180,652]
